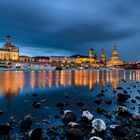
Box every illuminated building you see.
[100,48,105,63]
[76,48,99,64]
[106,45,124,67]
[19,55,32,62]
[0,36,19,61]
[19,56,49,63]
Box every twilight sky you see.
[0,0,140,61]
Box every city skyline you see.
[0,0,140,61]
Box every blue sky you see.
[0,0,140,61]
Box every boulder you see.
[20,115,32,133]
[89,136,103,140]
[56,102,65,108]
[65,128,83,140]
[62,110,76,125]
[32,101,40,108]
[117,93,130,103]
[82,110,93,121]
[0,123,11,136]
[91,119,106,132]
[29,128,42,140]
[68,122,79,128]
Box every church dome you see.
[112,45,118,57]
[90,48,93,51]
[101,48,105,54]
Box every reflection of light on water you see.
[30,71,36,89]
[130,70,140,81]
[0,71,24,99]
[48,70,53,88]
[55,71,60,87]
[109,70,119,91]
[1,70,140,100]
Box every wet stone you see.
[20,115,32,133]
[62,110,76,125]
[29,128,42,140]
[68,122,79,128]
[96,107,107,115]
[77,101,85,107]
[0,123,11,136]
[32,101,40,108]
[89,136,103,140]
[123,90,128,94]
[131,99,136,103]
[32,93,38,97]
[135,96,140,100]
[105,100,112,105]
[56,102,65,108]
[117,93,130,103]
[94,99,102,105]
[117,87,123,90]
[96,93,104,97]
[0,110,4,116]
[54,115,60,119]
[65,128,83,140]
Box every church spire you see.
[101,48,105,62]
[89,48,94,58]
[6,35,11,44]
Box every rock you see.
[0,123,11,136]
[96,107,107,114]
[62,110,76,125]
[54,115,60,119]
[80,110,93,128]
[103,113,112,119]
[110,124,126,137]
[82,110,94,122]
[20,115,32,133]
[56,102,65,108]
[41,99,47,103]
[110,124,118,130]
[117,93,130,103]
[80,106,87,111]
[65,128,83,140]
[0,110,4,115]
[32,93,38,96]
[32,101,40,108]
[105,100,112,105]
[29,128,42,140]
[89,136,103,140]
[123,90,128,94]
[65,94,70,99]
[132,114,140,120]
[116,106,135,119]
[96,93,104,97]
[43,119,51,124]
[68,122,79,128]
[77,101,85,107]
[47,126,60,136]
[91,119,106,132]
[116,106,140,120]
[135,96,140,100]
[117,87,123,90]
[94,99,102,105]
[131,99,136,103]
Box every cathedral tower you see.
[89,48,94,58]
[101,48,105,62]
[111,44,118,59]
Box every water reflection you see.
[0,70,140,99]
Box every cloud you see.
[0,0,140,60]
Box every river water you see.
[0,70,140,137]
